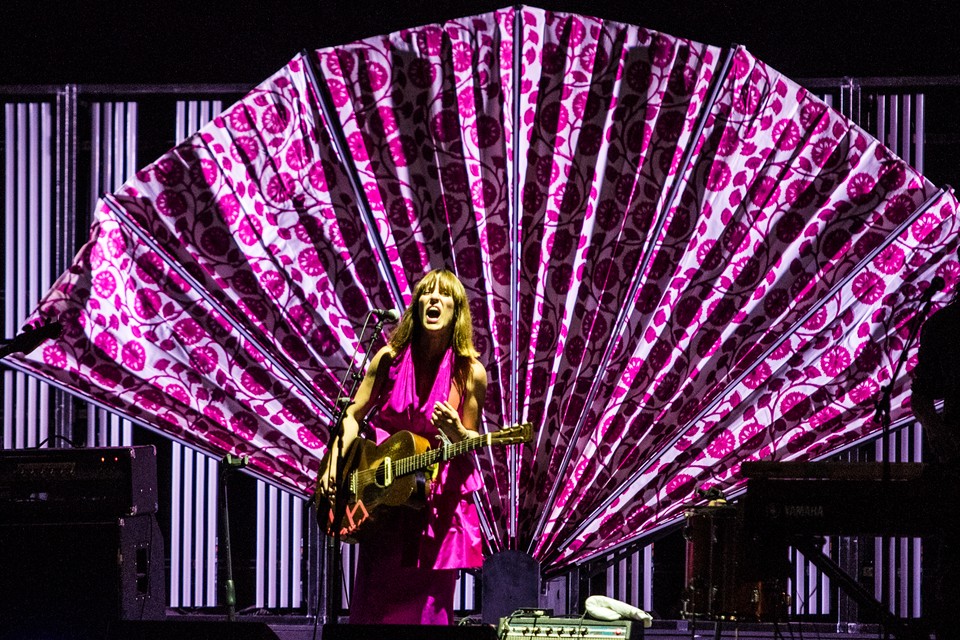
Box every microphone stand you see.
[871,287,938,637]
[322,311,391,626]
[218,453,247,622]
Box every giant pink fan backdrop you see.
[11,6,960,570]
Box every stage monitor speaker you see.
[107,620,282,639]
[0,514,165,627]
[322,623,498,640]
[481,550,540,624]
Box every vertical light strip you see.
[915,94,925,175]
[643,545,653,611]
[256,481,267,606]
[25,103,40,447]
[171,443,183,607]
[182,446,195,605]
[14,103,28,448]
[268,485,279,608]
[206,455,218,604]
[280,492,291,607]
[194,453,207,604]
[3,104,15,450]
[292,497,303,608]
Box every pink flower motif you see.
[665,473,695,500]
[733,86,761,115]
[230,412,258,441]
[43,344,67,368]
[308,160,330,192]
[191,159,219,187]
[475,115,502,148]
[407,58,436,88]
[203,405,227,428]
[780,391,810,421]
[432,110,461,143]
[298,247,323,277]
[363,61,389,91]
[749,175,779,207]
[784,180,812,206]
[262,104,290,134]
[731,49,751,78]
[200,226,231,257]
[471,178,498,208]
[845,173,876,205]
[707,429,736,458]
[717,128,739,156]
[240,369,269,395]
[166,384,190,405]
[189,345,219,374]
[705,160,731,191]
[799,102,828,133]
[810,405,840,431]
[911,212,941,244]
[811,139,836,167]
[94,332,118,360]
[217,194,241,224]
[452,41,473,72]
[285,139,312,171]
[650,33,675,67]
[121,341,145,371]
[260,270,287,300]
[820,345,851,377]
[265,172,294,203]
[738,422,765,446]
[91,364,122,389]
[849,379,879,405]
[228,105,255,132]
[538,101,569,135]
[416,26,444,55]
[154,158,184,186]
[773,119,801,151]
[297,425,323,449]
[92,271,117,298]
[625,59,652,92]
[744,361,771,389]
[156,190,188,217]
[874,244,905,275]
[325,79,349,108]
[851,271,885,304]
[174,318,205,345]
[236,216,263,246]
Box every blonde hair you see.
[389,269,479,358]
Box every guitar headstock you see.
[492,422,534,445]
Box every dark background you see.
[1,0,958,85]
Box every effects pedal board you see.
[498,616,642,639]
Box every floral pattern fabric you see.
[15,7,959,570]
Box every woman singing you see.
[320,268,487,624]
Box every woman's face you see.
[418,281,456,335]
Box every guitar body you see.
[313,422,532,543]
[317,430,434,542]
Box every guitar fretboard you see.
[395,432,493,477]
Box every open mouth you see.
[426,307,442,320]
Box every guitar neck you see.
[396,432,495,478]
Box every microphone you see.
[0,320,63,359]
[371,308,401,322]
[921,276,946,303]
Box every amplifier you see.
[0,445,158,522]
[498,616,643,639]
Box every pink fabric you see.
[349,346,483,624]
[11,6,960,573]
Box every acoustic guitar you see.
[315,422,532,542]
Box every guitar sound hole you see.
[375,464,387,487]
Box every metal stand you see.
[218,453,247,621]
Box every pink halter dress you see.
[348,346,483,625]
